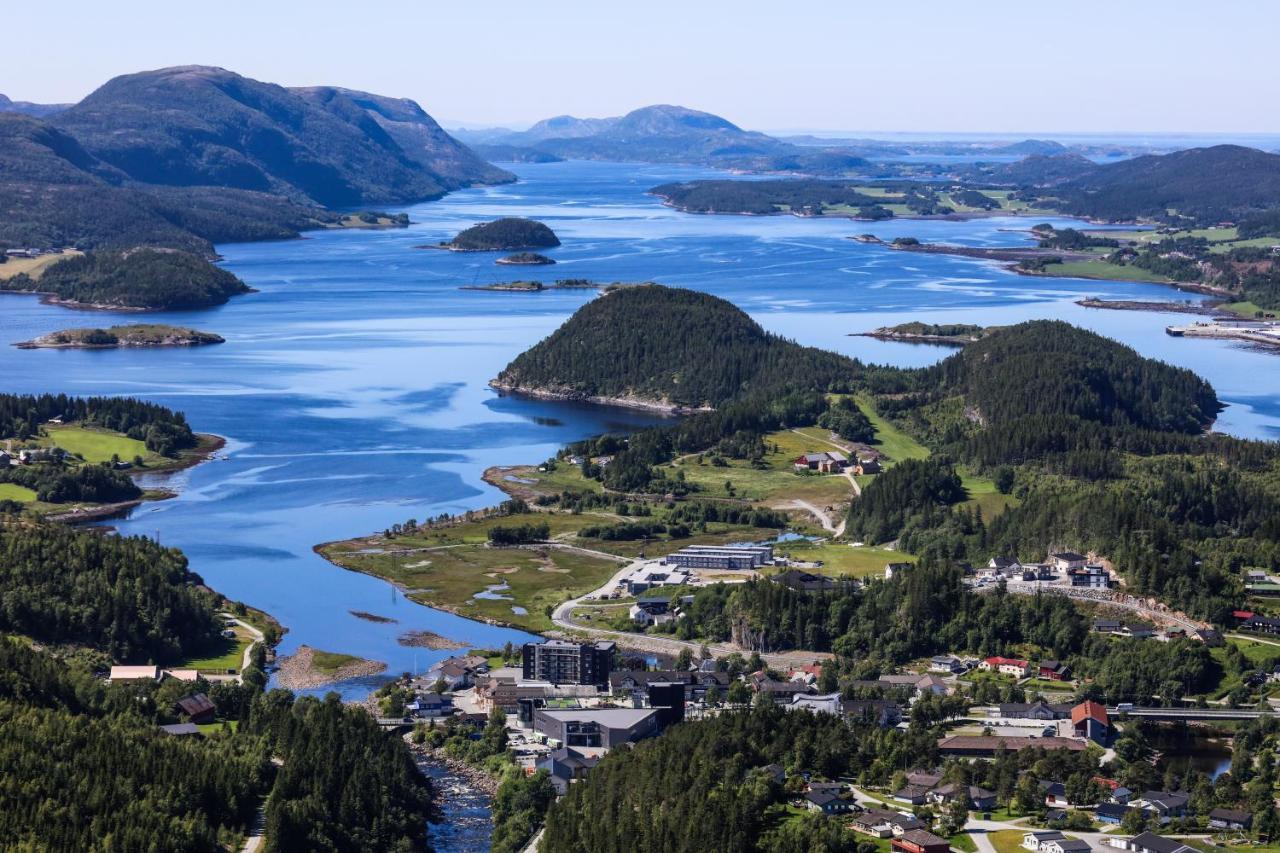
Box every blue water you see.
[4,159,1280,695]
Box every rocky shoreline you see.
[487,380,704,415]
[398,630,466,650]
[274,644,387,690]
[406,739,501,796]
[16,324,225,349]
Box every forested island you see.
[426,217,561,252]
[0,249,250,310]
[496,251,556,265]
[853,322,991,345]
[17,323,224,349]
[462,278,646,293]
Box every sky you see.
[3,0,1277,135]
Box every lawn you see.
[41,424,150,464]
[958,469,1019,518]
[768,541,916,577]
[671,459,852,505]
[1042,260,1172,283]
[1021,677,1076,692]
[852,397,930,465]
[0,483,37,503]
[491,463,603,500]
[0,251,81,281]
[178,625,253,672]
[312,650,363,672]
[987,829,1029,853]
[197,720,240,735]
[1220,301,1274,318]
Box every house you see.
[761,763,787,784]
[1067,566,1110,589]
[1024,831,1065,851]
[793,452,848,473]
[1120,622,1156,639]
[1040,780,1069,808]
[1207,808,1252,830]
[851,810,898,838]
[930,782,997,811]
[877,673,949,696]
[980,656,1030,677]
[842,699,903,727]
[1051,552,1088,571]
[1037,661,1071,681]
[1094,803,1131,825]
[885,562,913,580]
[1071,701,1110,744]
[930,655,964,674]
[1092,619,1122,633]
[175,693,216,724]
[853,457,881,476]
[893,784,932,805]
[108,665,160,682]
[1043,809,1067,823]
[892,829,953,853]
[1124,832,1198,853]
[988,556,1021,573]
[1240,614,1280,635]
[773,569,851,592]
[536,747,600,794]
[407,693,453,718]
[937,735,1086,756]
[890,816,927,836]
[753,675,812,702]
[629,596,675,627]
[805,790,853,814]
[1000,700,1071,720]
[1110,787,1132,804]
[159,723,203,736]
[907,770,943,788]
[1043,839,1091,853]
[1134,791,1189,823]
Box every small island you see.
[16,324,225,349]
[274,644,387,690]
[461,278,649,293]
[496,252,556,266]
[852,322,991,346]
[419,217,561,252]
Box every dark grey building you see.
[522,639,615,686]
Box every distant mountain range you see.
[0,94,71,118]
[0,66,511,251]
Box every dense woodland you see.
[0,392,198,452]
[446,217,560,250]
[2,248,251,309]
[0,460,141,503]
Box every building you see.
[1071,701,1110,744]
[1068,565,1111,589]
[893,784,932,805]
[1024,832,1065,851]
[1051,552,1088,571]
[1044,840,1091,853]
[892,829,952,853]
[1208,808,1252,830]
[609,669,728,703]
[1037,660,1071,681]
[793,451,848,473]
[1000,700,1071,720]
[853,457,881,475]
[175,693,216,724]
[851,810,900,839]
[1134,791,1189,823]
[980,656,1030,677]
[629,595,675,626]
[929,655,964,673]
[108,665,160,682]
[937,735,1086,757]
[805,790,854,814]
[842,699,903,727]
[1124,832,1198,853]
[885,562,913,580]
[664,543,773,570]
[532,707,661,749]
[772,569,852,592]
[535,747,600,795]
[407,693,453,718]
[929,782,996,811]
[1094,803,1131,825]
[522,640,614,686]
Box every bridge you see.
[1108,706,1273,721]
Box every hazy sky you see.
[4,0,1276,134]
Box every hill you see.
[650,178,885,215]
[492,285,860,408]
[1042,145,1280,222]
[963,152,1099,186]
[1,249,250,310]
[17,324,224,349]
[0,93,70,117]
[439,217,560,251]
[54,66,510,208]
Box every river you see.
[5,159,1280,848]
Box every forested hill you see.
[493,285,862,407]
[1,249,250,310]
[924,320,1220,433]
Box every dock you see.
[1166,319,1280,349]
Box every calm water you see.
[6,159,1280,848]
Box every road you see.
[220,613,265,683]
[550,559,831,668]
[998,582,1208,634]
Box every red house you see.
[893,829,952,853]
[1071,700,1110,744]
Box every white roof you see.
[163,669,201,681]
[109,665,159,681]
[538,708,658,727]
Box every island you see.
[420,217,561,252]
[496,252,556,265]
[16,323,225,349]
[852,322,991,346]
[273,644,387,690]
[461,278,647,293]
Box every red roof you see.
[984,656,1028,667]
[1072,700,1109,726]
[1233,610,1256,620]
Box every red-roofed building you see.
[1072,701,1110,744]
[980,656,1030,677]
[1233,610,1256,621]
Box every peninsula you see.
[16,324,225,349]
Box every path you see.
[998,583,1208,634]
[788,499,838,534]
[550,560,830,668]
[220,612,265,682]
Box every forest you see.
[649,178,890,214]
[445,216,561,250]
[1,248,252,309]
[0,392,198,453]
[0,460,141,503]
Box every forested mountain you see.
[962,152,1099,186]
[493,285,861,407]
[0,93,70,117]
[1039,145,1280,222]
[1,248,251,309]
[651,178,885,214]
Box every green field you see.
[987,830,1029,853]
[851,397,930,464]
[1221,301,1274,318]
[0,483,37,503]
[178,625,252,672]
[311,649,363,672]
[958,468,1019,518]
[40,424,150,464]
[1041,260,1172,283]
[766,542,915,577]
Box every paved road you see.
[550,560,830,668]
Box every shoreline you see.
[651,195,1051,222]
[1076,298,1225,316]
[850,330,972,346]
[274,644,387,690]
[487,380,704,415]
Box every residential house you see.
[175,693,216,724]
[1071,701,1110,744]
[805,790,854,814]
[629,596,676,627]
[1043,839,1091,853]
[108,665,160,682]
[980,656,1030,677]
[929,782,997,811]
[536,747,600,795]
[1240,614,1280,635]
[893,784,932,805]
[1110,787,1133,805]
[851,810,898,839]
[937,735,1086,756]
[988,556,1022,574]
[1043,809,1067,823]
[761,763,787,784]
[793,452,848,473]
[1039,780,1070,808]
[1124,832,1198,853]
[892,829,952,853]
[407,693,453,718]
[890,816,927,836]
[1068,565,1111,589]
[842,699,904,727]
[853,457,881,476]
[1092,619,1122,634]
[1094,803,1131,825]
[907,770,943,788]
[1134,791,1190,823]
[1000,700,1071,720]
[1024,832,1065,851]
[1120,622,1155,639]
[1207,808,1252,831]
[930,655,964,674]
[1051,552,1088,571]
[1037,661,1071,681]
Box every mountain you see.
[964,152,1099,186]
[53,66,511,208]
[0,93,71,118]
[520,114,620,141]
[492,285,859,408]
[1044,144,1280,221]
